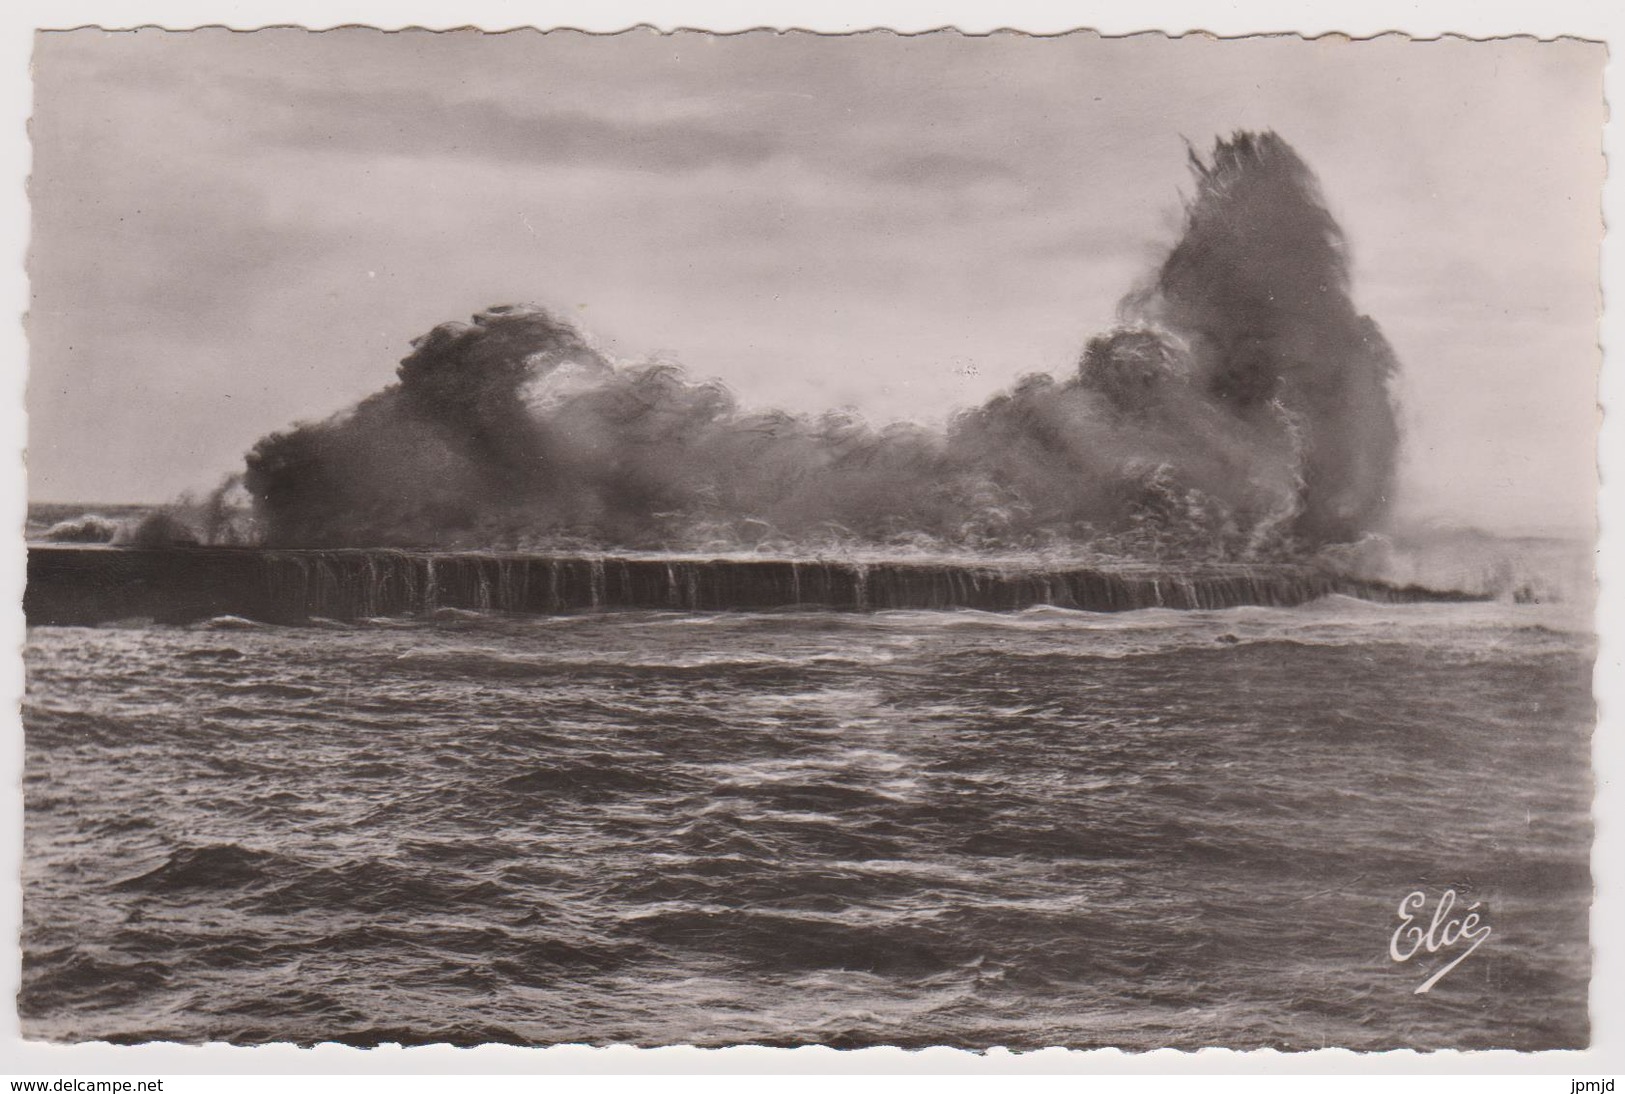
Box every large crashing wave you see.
[239,131,1400,556]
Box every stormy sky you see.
[26,29,1603,533]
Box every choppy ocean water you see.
[22,595,1594,1049]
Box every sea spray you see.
[217,132,1400,557]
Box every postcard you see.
[12,18,1610,1062]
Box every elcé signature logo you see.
[1389,889,1492,994]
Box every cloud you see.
[1023,221,1172,263]
[23,29,1604,534]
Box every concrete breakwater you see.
[24,545,1484,626]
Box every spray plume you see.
[234,131,1399,558]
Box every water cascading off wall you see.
[23,547,1482,626]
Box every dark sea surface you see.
[22,594,1594,1049]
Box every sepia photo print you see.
[18,27,1605,1051]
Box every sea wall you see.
[24,546,1482,626]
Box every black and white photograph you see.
[12,19,1609,1058]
